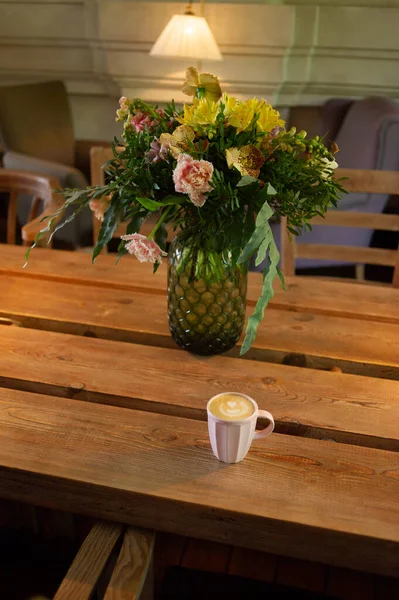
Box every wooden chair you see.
[53,521,154,600]
[90,146,175,250]
[0,169,63,246]
[281,168,399,287]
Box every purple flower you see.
[145,139,168,164]
[269,126,281,138]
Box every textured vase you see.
[167,236,248,355]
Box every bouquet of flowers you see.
[28,67,344,355]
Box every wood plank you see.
[264,275,399,325]
[228,547,278,583]
[296,243,397,267]
[1,327,398,451]
[311,210,399,231]
[54,521,123,600]
[1,275,398,380]
[0,388,398,576]
[104,527,155,600]
[335,167,399,195]
[3,244,399,325]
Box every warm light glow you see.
[150,14,223,61]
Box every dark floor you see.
[160,567,338,600]
[0,529,339,600]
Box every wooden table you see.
[0,244,399,582]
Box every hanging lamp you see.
[150,1,222,62]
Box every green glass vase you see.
[167,235,248,355]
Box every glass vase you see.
[167,235,248,355]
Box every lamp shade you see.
[150,14,222,61]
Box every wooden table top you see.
[0,244,399,577]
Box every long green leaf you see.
[126,212,145,235]
[24,188,92,265]
[48,199,91,244]
[92,202,121,262]
[157,194,185,206]
[237,201,273,264]
[255,228,275,267]
[136,197,160,211]
[240,228,281,355]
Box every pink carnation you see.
[172,153,213,207]
[89,197,111,221]
[121,233,167,264]
[130,109,163,133]
[131,112,153,132]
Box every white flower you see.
[320,157,338,179]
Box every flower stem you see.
[147,205,172,240]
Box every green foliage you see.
[25,79,346,354]
[240,231,281,355]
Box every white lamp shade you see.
[150,14,222,61]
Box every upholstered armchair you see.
[0,81,91,247]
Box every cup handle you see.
[253,410,275,440]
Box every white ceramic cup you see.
[207,392,275,464]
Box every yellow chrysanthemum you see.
[225,145,265,178]
[179,97,219,130]
[182,67,222,102]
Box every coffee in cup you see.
[208,393,255,421]
[207,392,274,463]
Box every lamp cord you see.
[185,0,205,71]
[198,0,204,71]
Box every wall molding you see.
[1,0,398,139]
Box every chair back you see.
[281,168,399,287]
[52,521,154,599]
[0,169,63,245]
[0,81,74,167]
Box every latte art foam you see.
[209,394,255,421]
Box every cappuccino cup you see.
[207,392,274,464]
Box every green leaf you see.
[240,229,281,355]
[126,212,145,235]
[24,188,93,265]
[92,202,121,262]
[48,200,90,244]
[254,228,273,267]
[267,183,277,195]
[276,266,286,291]
[154,222,167,250]
[157,194,185,206]
[236,175,258,188]
[237,201,274,264]
[136,197,160,212]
